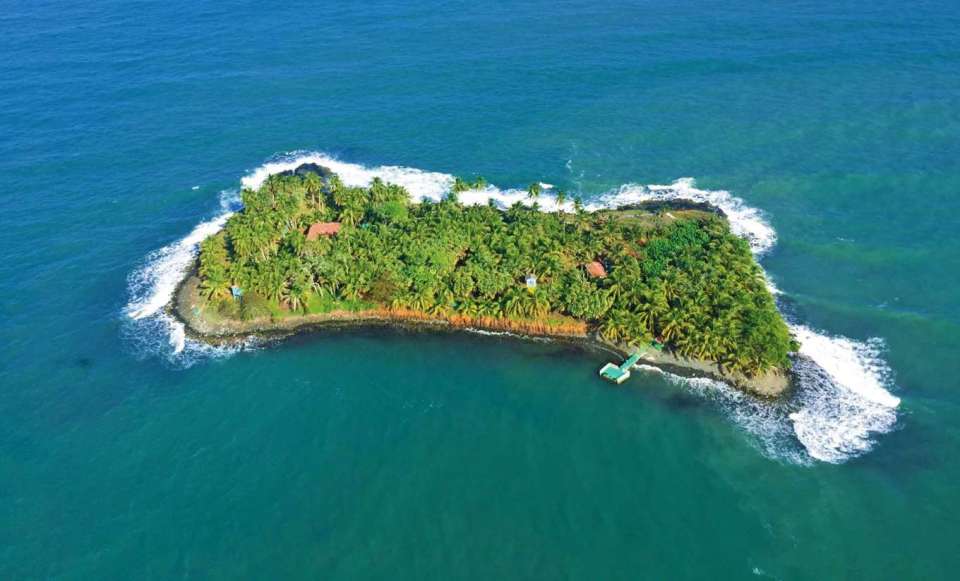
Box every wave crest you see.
[597,178,777,254]
[787,326,899,462]
[123,189,256,365]
[124,151,900,462]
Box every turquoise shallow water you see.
[3,0,960,578]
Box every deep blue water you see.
[2,1,960,578]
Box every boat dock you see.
[598,342,664,384]
[599,352,643,384]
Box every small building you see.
[525,274,538,290]
[585,260,607,278]
[230,286,243,300]
[306,222,342,240]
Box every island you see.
[175,164,796,396]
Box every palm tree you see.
[527,182,541,201]
[200,270,231,300]
[304,172,325,213]
[410,289,432,312]
[390,294,411,311]
[504,292,524,319]
[458,300,481,318]
[659,309,688,343]
[259,266,286,303]
[554,189,567,214]
[339,204,363,227]
[531,295,550,318]
[479,301,503,318]
[599,315,627,343]
[194,167,795,375]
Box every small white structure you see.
[525,274,538,290]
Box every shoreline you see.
[173,271,791,397]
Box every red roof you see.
[306,222,342,240]
[585,261,607,278]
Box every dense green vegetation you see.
[198,168,795,375]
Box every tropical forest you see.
[194,166,796,376]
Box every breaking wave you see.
[635,322,900,464]
[787,326,899,462]
[596,179,777,255]
[635,364,810,464]
[124,151,900,462]
[242,153,454,201]
[123,189,259,365]
[126,190,240,321]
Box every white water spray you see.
[123,189,253,363]
[125,151,900,461]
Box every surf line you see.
[124,151,900,464]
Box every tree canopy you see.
[198,169,796,376]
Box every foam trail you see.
[126,190,241,320]
[169,317,186,353]
[646,326,900,464]
[588,175,899,463]
[787,325,899,463]
[124,189,253,365]
[241,153,901,463]
[635,364,809,464]
[464,328,516,337]
[125,151,900,463]
[791,325,899,408]
[242,152,578,212]
[596,179,777,255]
[242,152,454,201]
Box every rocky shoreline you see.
[173,271,791,398]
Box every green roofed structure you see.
[599,351,644,384]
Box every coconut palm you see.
[554,189,567,214]
[197,168,795,374]
[526,182,541,200]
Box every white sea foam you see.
[126,189,241,321]
[464,328,516,337]
[636,363,808,462]
[648,366,810,464]
[641,335,899,464]
[634,363,665,374]
[125,151,900,462]
[791,325,899,408]
[123,189,256,365]
[590,175,898,463]
[594,178,777,254]
[787,325,899,463]
[241,152,580,212]
[241,152,454,201]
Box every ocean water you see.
[2,1,959,579]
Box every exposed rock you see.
[615,199,725,217]
[278,163,334,180]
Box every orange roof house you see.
[306,222,342,240]
[585,260,607,278]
